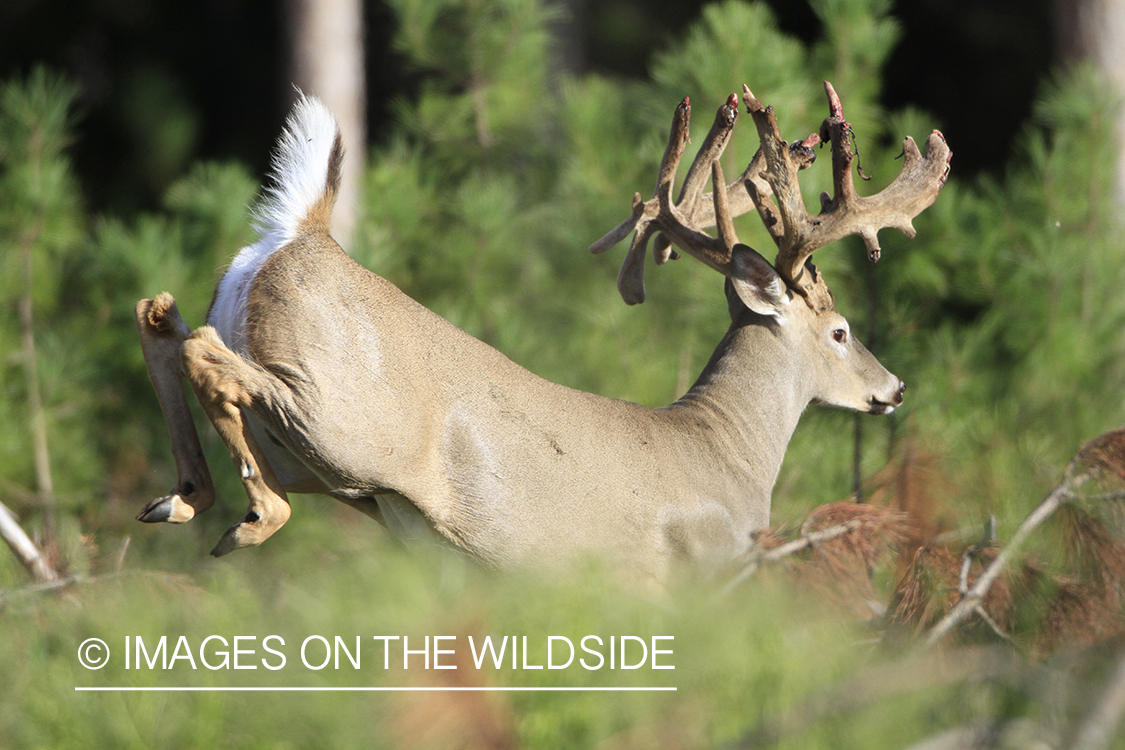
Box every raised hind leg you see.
[181,325,292,556]
[134,293,216,524]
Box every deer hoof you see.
[136,493,198,524]
[210,511,282,557]
[211,523,247,557]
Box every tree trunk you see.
[286,0,367,246]
[546,0,586,79]
[1055,0,1125,205]
[19,199,56,541]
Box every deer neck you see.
[666,314,812,502]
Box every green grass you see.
[4,503,1123,750]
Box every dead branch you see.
[721,518,864,596]
[0,499,58,583]
[950,522,1017,645]
[722,502,907,602]
[924,469,1090,647]
[0,568,198,609]
[113,536,131,573]
[925,428,1125,647]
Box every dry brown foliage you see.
[1036,576,1125,654]
[889,545,960,634]
[889,542,1020,638]
[894,428,1125,650]
[1061,505,1125,596]
[743,427,1125,653]
[794,501,909,611]
[738,500,909,617]
[865,435,960,551]
[1073,427,1125,484]
[1025,506,1125,653]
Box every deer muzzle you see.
[869,380,906,415]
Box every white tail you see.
[134,84,950,582]
[209,95,341,352]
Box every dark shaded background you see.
[0,0,1052,213]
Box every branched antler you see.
[751,82,953,311]
[591,81,954,313]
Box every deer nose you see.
[894,380,906,405]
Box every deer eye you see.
[832,328,848,344]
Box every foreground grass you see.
[1,502,1123,750]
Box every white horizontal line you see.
[75,686,676,692]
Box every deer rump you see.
[135,89,949,584]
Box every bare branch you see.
[924,426,1125,646]
[0,568,199,610]
[0,500,58,583]
[925,468,1093,647]
[114,536,131,574]
[721,518,864,596]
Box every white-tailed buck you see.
[135,83,950,582]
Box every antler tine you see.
[656,97,693,211]
[654,93,740,260]
[711,159,739,255]
[655,157,740,275]
[586,97,689,259]
[743,85,818,232]
[758,81,953,312]
[680,94,740,212]
[741,86,822,258]
[590,97,690,304]
[590,95,744,304]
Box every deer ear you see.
[727,244,789,320]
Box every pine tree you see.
[0,68,83,545]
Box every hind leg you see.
[135,294,216,524]
[181,325,292,556]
